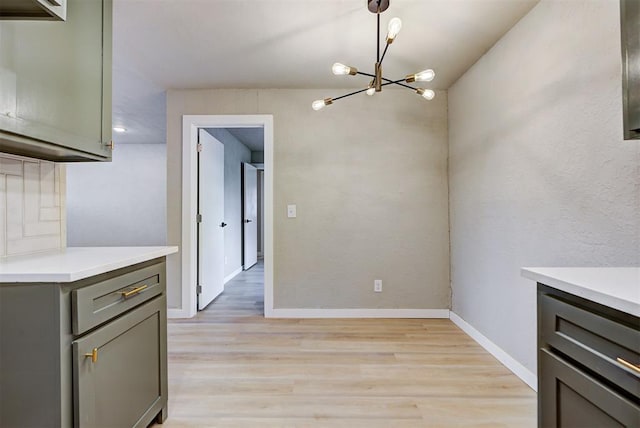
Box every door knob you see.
[245,219,252,223]
[220,222,227,228]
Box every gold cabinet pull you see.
[121,284,148,298]
[105,141,114,151]
[84,348,98,363]
[616,357,640,373]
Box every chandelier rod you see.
[379,42,390,65]
[330,77,419,105]
[381,78,416,90]
[377,9,380,63]
[356,71,418,91]
[333,87,372,101]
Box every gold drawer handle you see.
[121,284,148,298]
[84,348,98,363]
[616,357,640,373]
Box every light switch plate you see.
[287,204,297,218]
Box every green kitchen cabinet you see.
[537,284,640,427]
[0,0,112,161]
[0,257,168,427]
[0,0,67,21]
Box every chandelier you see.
[312,0,436,111]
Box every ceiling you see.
[225,128,265,152]
[111,0,539,145]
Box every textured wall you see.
[66,144,167,247]
[0,154,64,257]
[448,0,640,374]
[166,89,450,310]
[204,128,252,277]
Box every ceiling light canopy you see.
[312,0,436,111]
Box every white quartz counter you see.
[522,267,640,317]
[0,246,178,283]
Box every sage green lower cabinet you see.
[537,285,640,428]
[0,258,168,427]
[73,297,166,428]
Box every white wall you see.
[67,144,167,247]
[448,0,640,374]
[204,128,252,277]
[166,89,450,311]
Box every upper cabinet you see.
[0,0,67,21]
[621,0,640,140]
[0,0,112,161]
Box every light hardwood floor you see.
[156,261,536,427]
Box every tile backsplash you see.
[0,154,65,257]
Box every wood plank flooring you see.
[156,261,536,427]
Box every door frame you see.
[181,115,274,318]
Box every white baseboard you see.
[449,312,537,391]
[168,307,192,319]
[224,266,244,284]
[269,308,450,319]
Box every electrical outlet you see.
[374,280,382,292]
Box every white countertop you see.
[0,246,178,283]
[522,267,640,317]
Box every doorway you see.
[181,115,274,318]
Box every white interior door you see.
[243,163,258,270]
[198,129,225,310]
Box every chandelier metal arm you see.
[357,71,376,79]
[379,42,390,65]
[332,87,372,102]
[382,78,418,91]
[357,71,419,90]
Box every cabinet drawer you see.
[72,260,165,335]
[539,349,640,427]
[72,296,167,428]
[540,293,640,400]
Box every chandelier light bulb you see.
[332,63,357,76]
[386,17,402,42]
[416,88,435,100]
[414,69,435,82]
[312,100,326,110]
[366,87,376,96]
[312,98,333,111]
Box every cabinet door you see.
[73,296,167,428]
[0,0,112,161]
[539,349,640,428]
[0,0,67,20]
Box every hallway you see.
[160,263,535,427]
[200,261,265,319]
